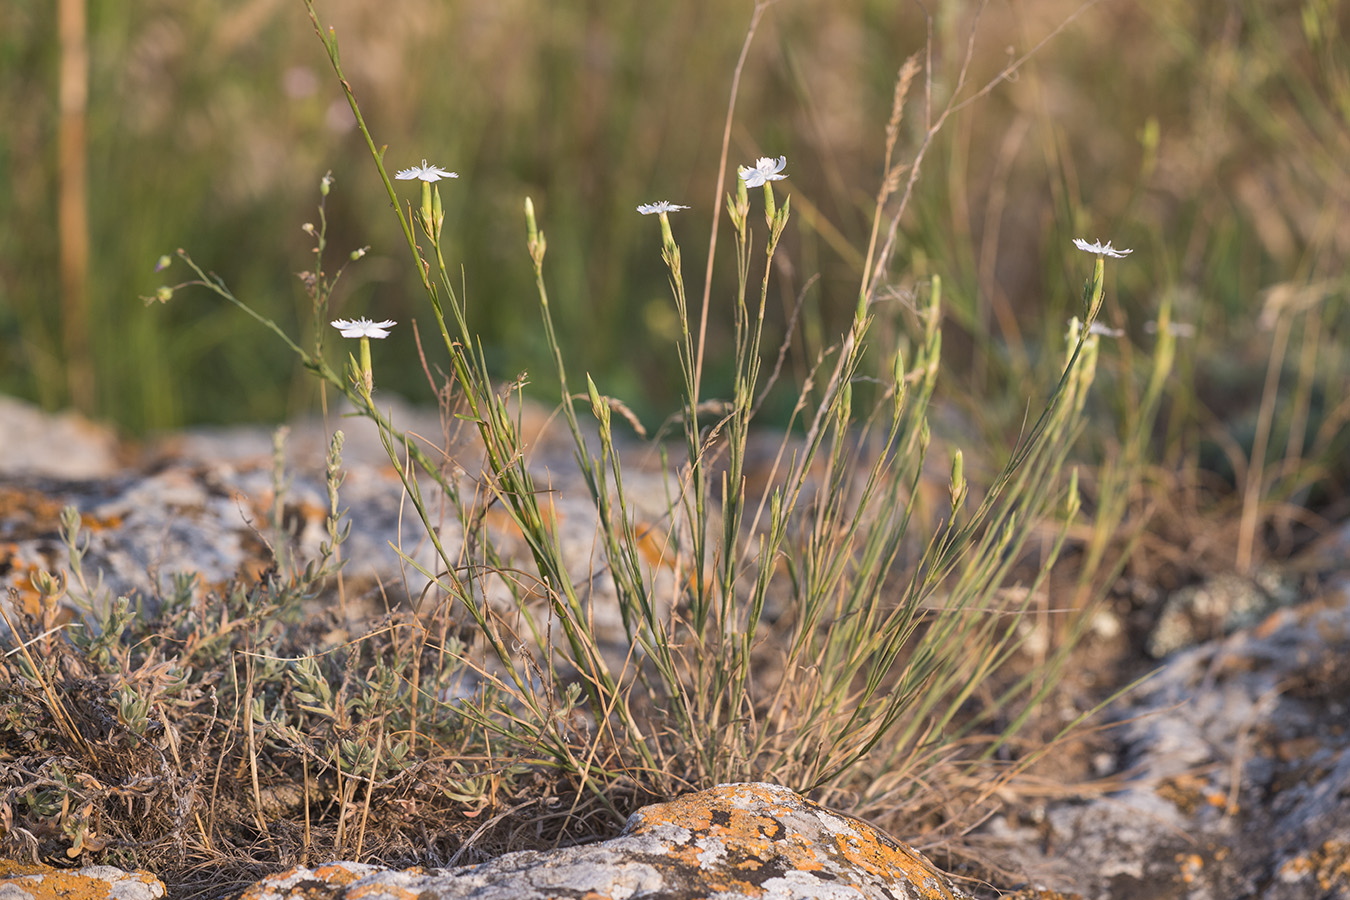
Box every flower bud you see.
[949,449,967,514]
[586,374,610,428]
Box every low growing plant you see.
[156,1,1130,825]
[1,2,1146,891]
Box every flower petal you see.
[396,159,459,182]
[332,317,397,339]
[1073,237,1133,258]
[637,201,690,215]
[738,155,788,188]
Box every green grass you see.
[3,0,1344,437]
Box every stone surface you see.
[0,397,122,481]
[0,861,165,900]
[984,564,1350,900]
[237,783,969,900]
[0,395,690,661]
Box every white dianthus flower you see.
[738,156,788,188]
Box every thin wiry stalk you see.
[694,0,775,405]
[218,0,1126,829]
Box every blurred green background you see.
[2,0,1348,441]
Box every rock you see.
[0,394,692,661]
[1145,567,1300,658]
[984,571,1350,899]
[0,396,122,480]
[237,782,969,900]
[0,860,165,900]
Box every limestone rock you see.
[0,860,165,900]
[0,395,690,662]
[238,783,969,900]
[985,570,1350,899]
[0,397,121,481]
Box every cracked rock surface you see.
[0,861,166,900]
[237,783,968,900]
[982,568,1350,899]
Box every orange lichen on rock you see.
[0,485,119,540]
[0,860,165,900]
[230,782,970,899]
[628,782,965,900]
[1279,839,1350,891]
[237,862,384,900]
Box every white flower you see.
[395,160,458,182]
[738,155,788,188]
[1073,238,1133,258]
[1088,322,1125,338]
[637,201,690,215]
[331,317,396,339]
